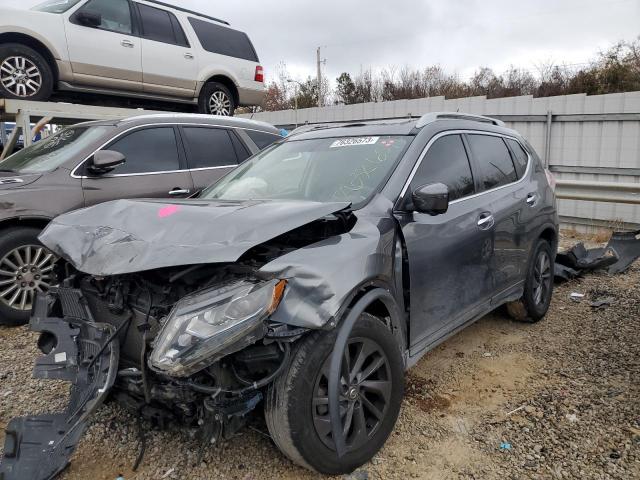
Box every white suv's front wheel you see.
[198,81,236,116]
[0,43,53,101]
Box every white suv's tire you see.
[198,82,236,116]
[0,43,53,101]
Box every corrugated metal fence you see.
[241,92,640,230]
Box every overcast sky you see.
[2,0,638,83]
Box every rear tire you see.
[198,82,236,116]
[0,43,53,101]
[0,227,56,326]
[265,313,404,475]
[507,239,554,323]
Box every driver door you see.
[81,126,194,206]
[395,134,495,352]
[65,0,143,91]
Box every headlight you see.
[149,279,286,377]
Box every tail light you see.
[544,169,557,191]
[255,66,264,83]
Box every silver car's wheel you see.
[0,245,55,311]
[208,91,232,116]
[0,56,43,98]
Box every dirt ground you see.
[0,237,638,479]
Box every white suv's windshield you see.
[32,0,83,13]
[202,135,412,207]
[0,126,113,174]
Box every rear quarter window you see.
[246,130,281,150]
[188,17,258,62]
[505,138,530,178]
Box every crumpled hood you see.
[39,198,351,276]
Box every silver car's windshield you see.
[201,135,412,207]
[32,0,82,13]
[0,126,113,174]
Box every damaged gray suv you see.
[0,113,558,478]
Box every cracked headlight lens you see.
[149,279,286,377]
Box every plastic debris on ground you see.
[554,229,640,282]
[500,442,512,451]
[590,297,615,310]
[570,293,585,302]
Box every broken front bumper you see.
[0,288,119,480]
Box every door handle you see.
[121,40,135,48]
[477,213,495,230]
[184,53,194,60]
[526,193,538,206]
[169,188,190,196]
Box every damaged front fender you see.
[0,289,119,480]
[261,202,399,330]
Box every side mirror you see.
[411,183,449,215]
[75,11,102,28]
[89,150,125,175]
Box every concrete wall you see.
[241,92,640,230]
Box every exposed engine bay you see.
[0,208,363,480]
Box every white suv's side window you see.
[72,0,133,35]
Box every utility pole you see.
[316,47,326,108]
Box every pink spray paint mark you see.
[158,204,181,218]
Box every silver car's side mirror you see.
[89,150,126,175]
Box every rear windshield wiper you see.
[0,169,15,173]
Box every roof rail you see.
[416,112,505,128]
[142,0,230,25]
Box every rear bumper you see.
[0,289,119,480]
[237,85,266,107]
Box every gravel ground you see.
[0,235,638,480]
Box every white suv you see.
[0,0,266,116]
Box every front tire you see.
[0,227,56,326]
[198,81,236,116]
[265,313,404,475]
[0,43,53,101]
[507,238,554,323]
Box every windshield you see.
[32,0,83,13]
[0,126,113,174]
[202,135,412,207]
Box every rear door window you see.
[505,138,529,178]
[188,17,259,61]
[182,127,240,169]
[105,127,180,174]
[410,134,475,201]
[467,134,518,191]
[246,130,281,150]
[138,3,189,47]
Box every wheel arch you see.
[201,74,239,106]
[0,32,59,84]
[538,224,559,254]
[335,279,408,359]
[0,216,51,234]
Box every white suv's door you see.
[65,0,142,91]
[135,3,198,98]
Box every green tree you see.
[336,72,357,104]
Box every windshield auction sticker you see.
[330,137,380,148]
